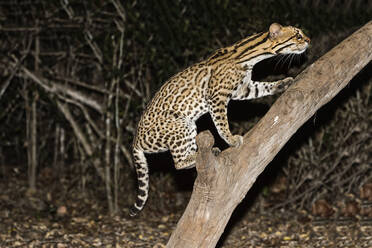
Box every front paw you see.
[277,77,294,91]
[231,135,243,147]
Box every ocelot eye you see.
[296,33,302,41]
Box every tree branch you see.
[166,21,372,248]
[56,100,93,156]
[17,64,104,113]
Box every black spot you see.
[138,189,147,196]
[138,179,146,187]
[144,139,152,148]
[138,171,146,177]
[136,198,144,206]
[244,88,251,98]
[129,206,140,216]
[172,112,179,118]
[255,87,259,98]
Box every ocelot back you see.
[130,23,310,216]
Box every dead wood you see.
[166,21,372,248]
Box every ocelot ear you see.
[269,23,283,39]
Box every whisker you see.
[274,54,285,71]
[283,54,292,68]
[296,53,301,64]
[288,54,295,70]
[275,54,288,71]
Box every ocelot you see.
[130,23,310,216]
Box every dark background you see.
[0,1,371,246]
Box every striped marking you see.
[208,50,234,65]
[235,32,263,48]
[207,32,266,66]
[235,33,269,59]
[236,52,272,65]
[275,43,294,53]
[271,35,296,50]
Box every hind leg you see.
[168,120,198,170]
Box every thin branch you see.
[84,30,103,64]
[0,37,33,100]
[110,0,126,23]
[14,62,104,113]
[60,95,104,139]
[56,100,93,156]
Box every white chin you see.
[283,47,306,54]
[283,44,308,54]
[293,49,306,54]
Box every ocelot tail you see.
[130,23,310,216]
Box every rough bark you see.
[166,21,372,248]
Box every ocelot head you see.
[269,23,310,55]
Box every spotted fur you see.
[130,23,310,216]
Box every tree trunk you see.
[166,21,372,248]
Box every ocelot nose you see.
[305,37,311,43]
